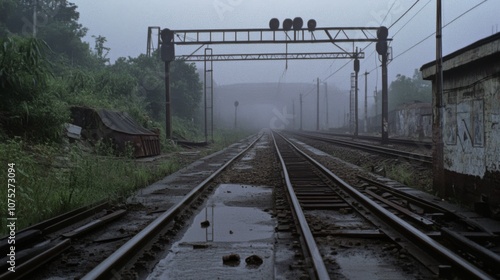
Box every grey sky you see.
[73,0,499,92]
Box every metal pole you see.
[381,48,389,144]
[316,77,320,131]
[293,99,296,129]
[435,0,445,196]
[354,63,359,137]
[204,52,208,142]
[234,106,237,129]
[364,71,369,133]
[325,82,329,129]
[164,61,172,139]
[300,94,303,131]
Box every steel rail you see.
[271,132,330,280]
[0,239,71,280]
[290,131,432,165]
[302,130,433,149]
[276,131,493,280]
[82,133,264,280]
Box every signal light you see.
[269,18,280,31]
[354,58,360,73]
[268,18,317,31]
[307,19,317,31]
[283,18,293,31]
[293,17,303,30]
[160,28,175,62]
[376,26,388,55]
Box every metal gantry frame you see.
[150,26,391,141]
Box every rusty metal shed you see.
[421,32,500,216]
[70,106,161,158]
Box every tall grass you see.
[0,129,251,235]
[0,139,179,235]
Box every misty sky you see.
[72,0,499,93]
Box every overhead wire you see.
[360,0,423,74]
[392,0,432,38]
[392,0,488,61]
[389,0,421,29]
[381,0,398,25]
[363,0,488,74]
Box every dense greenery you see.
[0,0,250,234]
[0,0,203,142]
[374,69,432,112]
[0,139,180,234]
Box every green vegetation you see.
[0,1,247,234]
[0,139,180,234]
[374,69,432,112]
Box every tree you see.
[170,60,203,120]
[387,69,431,110]
[0,0,91,66]
[0,36,68,140]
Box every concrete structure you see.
[366,102,431,139]
[421,33,500,216]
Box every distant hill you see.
[208,82,350,130]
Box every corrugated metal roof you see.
[97,109,156,136]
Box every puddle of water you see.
[147,184,276,280]
[182,205,273,242]
[182,184,274,242]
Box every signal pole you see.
[354,49,360,137]
[300,94,303,131]
[364,71,369,133]
[435,0,445,196]
[324,82,328,129]
[316,78,320,131]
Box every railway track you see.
[3,130,499,279]
[289,130,433,166]
[0,201,124,280]
[308,130,433,149]
[0,134,265,280]
[272,130,497,279]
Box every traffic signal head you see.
[377,26,388,40]
[161,28,175,62]
[376,26,388,55]
[307,19,317,31]
[283,18,293,31]
[269,18,280,31]
[293,17,303,30]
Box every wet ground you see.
[147,184,276,280]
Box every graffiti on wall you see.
[445,105,457,145]
[446,99,485,148]
[472,99,484,147]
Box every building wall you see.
[421,34,500,216]
[438,58,500,214]
[442,64,500,177]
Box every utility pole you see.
[324,82,328,130]
[316,77,320,131]
[300,94,303,131]
[234,101,239,129]
[435,0,445,196]
[376,26,389,144]
[354,48,360,137]
[160,29,175,139]
[364,71,369,133]
[292,99,296,130]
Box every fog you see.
[72,0,499,130]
